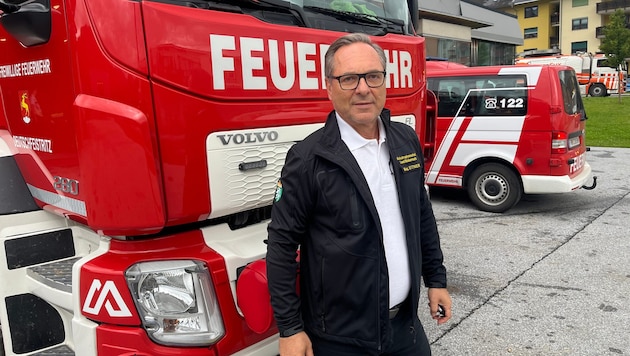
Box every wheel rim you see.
[475,172,509,206]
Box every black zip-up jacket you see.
[266,109,447,350]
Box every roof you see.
[418,0,492,29]
[463,2,524,45]
[418,0,523,45]
[462,0,515,9]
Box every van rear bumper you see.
[522,162,593,193]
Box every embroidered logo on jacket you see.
[396,152,421,172]
[274,180,283,202]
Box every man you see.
[266,33,452,356]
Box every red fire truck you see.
[515,51,626,97]
[425,64,597,213]
[0,0,430,355]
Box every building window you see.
[524,27,538,39]
[524,6,538,18]
[436,38,471,66]
[572,0,588,7]
[474,40,516,66]
[572,17,588,30]
[571,41,587,54]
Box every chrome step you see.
[26,257,81,293]
[32,345,74,355]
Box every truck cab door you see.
[0,0,82,219]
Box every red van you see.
[425,65,597,212]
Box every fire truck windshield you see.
[300,0,411,34]
[168,0,413,34]
[217,0,413,35]
[302,5,407,34]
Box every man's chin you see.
[358,116,379,125]
[351,110,379,121]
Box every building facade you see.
[417,0,524,66]
[500,0,630,56]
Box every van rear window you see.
[558,70,584,115]
[428,75,528,117]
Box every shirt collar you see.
[336,112,386,151]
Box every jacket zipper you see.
[377,240,383,351]
[349,182,360,227]
[320,256,326,333]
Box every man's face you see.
[326,42,386,137]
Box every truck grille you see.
[206,124,322,219]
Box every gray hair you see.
[324,33,387,78]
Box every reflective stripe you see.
[27,183,87,216]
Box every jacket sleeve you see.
[266,144,313,335]
[418,180,447,288]
[407,127,448,288]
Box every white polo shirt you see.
[336,114,411,308]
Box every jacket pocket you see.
[317,253,378,342]
[316,169,365,232]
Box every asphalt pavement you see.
[420,147,630,355]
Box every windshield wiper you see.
[188,0,308,26]
[303,6,405,33]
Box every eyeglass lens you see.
[338,72,385,90]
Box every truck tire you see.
[588,83,607,97]
[467,163,522,213]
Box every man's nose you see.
[355,77,371,92]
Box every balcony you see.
[596,0,630,14]
[596,22,630,37]
[550,13,560,26]
[596,26,605,37]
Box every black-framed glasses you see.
[329,71,386,90]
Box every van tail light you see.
[551,131,568,154]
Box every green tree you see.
[599,10,630,101]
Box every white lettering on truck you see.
[13,135,53,153]
[209,34,413,91]
[0,59,51,78]
[570,153,585,174]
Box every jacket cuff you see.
[279,324,304,338]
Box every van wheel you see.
[588,84,607,97]
[467,163,522,213]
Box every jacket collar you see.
[319,108,392,151]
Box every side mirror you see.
[0,1,20,13]
[0,0,51,47]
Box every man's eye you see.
[341,75,357,84]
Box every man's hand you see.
[428,287,452,325]
[279,331,314,356]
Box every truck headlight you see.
[125,260,224,346]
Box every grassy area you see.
[583,95,630,148]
